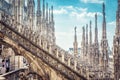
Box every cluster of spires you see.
[28,0,54,27]
[10,0,54,30]
[73,3,109,71]
[28,0,55,44]
[8,0,56,47]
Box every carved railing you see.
[0,68,42,80]
[0,68,28,80]
[0,10,87,80]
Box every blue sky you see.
[36,0,117,50]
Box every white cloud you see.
[68,6,102,25]
[80,0,104,4]
[53,6,88,15]
[53,8,68,14]
[64,6,75,11]
[77,7,87,12]
[62,6,87,12]
[54,6,102,21]
[107,21,116,27]
[70,11,102,19]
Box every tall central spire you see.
[102,3,107,39]
[73,27,78,56]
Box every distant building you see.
[68,48,80,55]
